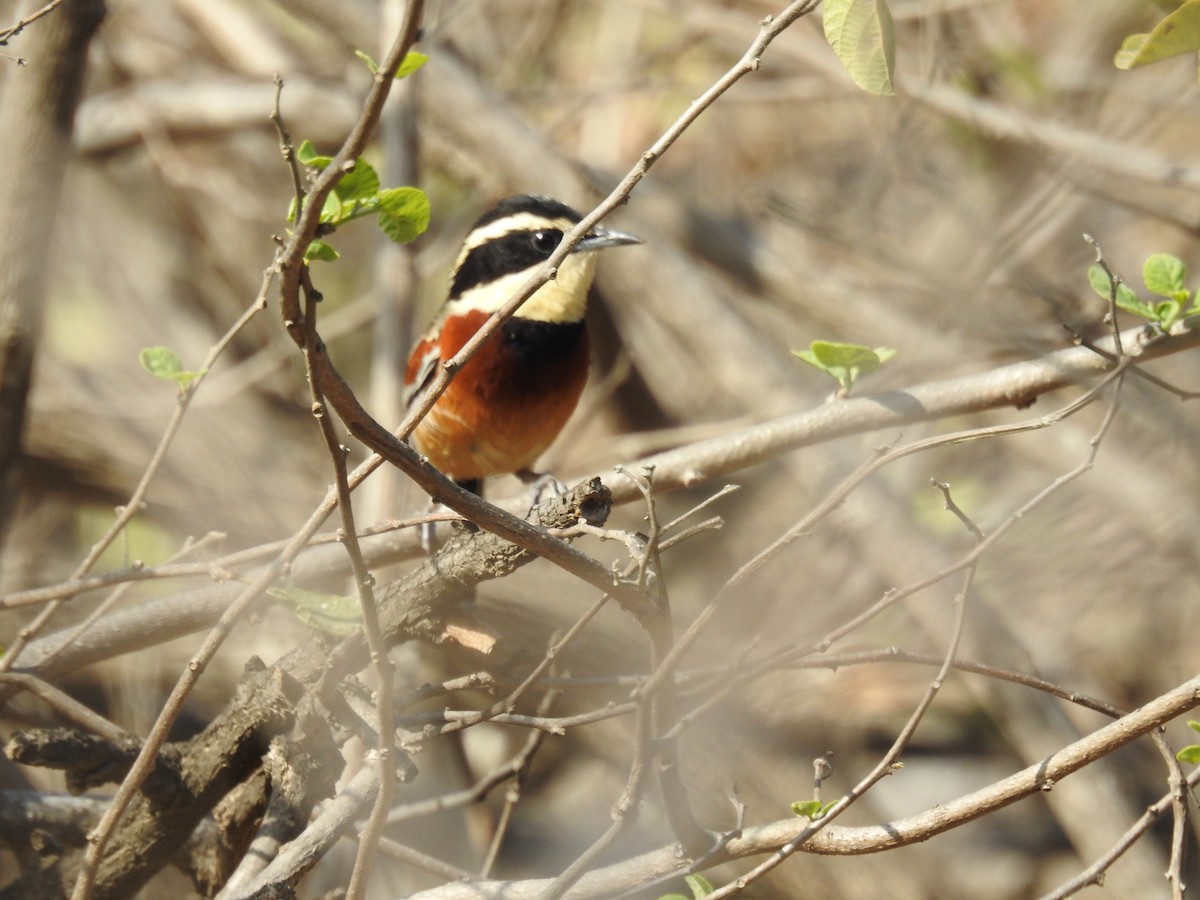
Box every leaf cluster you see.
[289,141,431,263]
[1087,252,1200,332]
[793,340,896,396]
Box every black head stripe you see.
[451,227,566,298]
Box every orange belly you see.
[409,311,589,482]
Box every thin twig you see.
[480,690,559,879]
[536,686,656,900]
[398,676,1200,899]
[704,483,982,898]
[641,360,1132,703]
[25,533,227,673]
[297,262,397,900]
[1040,767,1200,900]
[0,0,66,46]
[1083,233,1125,358]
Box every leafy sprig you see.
[289,141,430,263]
[138,346,206,391]
[1087,252,1200,332]
[794,340,896,396]
[286,48,431,262]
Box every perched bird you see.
[403,194,640,498]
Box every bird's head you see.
[446,194,640,324]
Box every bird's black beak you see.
[573,224,642,253]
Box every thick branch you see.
[595,322,1199,505]
[0,0,105,545]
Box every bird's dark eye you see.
[530,230,561,256]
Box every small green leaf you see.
[355,50,380,74]
[296,139,333,170]
[684,874,715,898]
[792,800,823,819]
[378,187,431,245]
[814,341,889,373]
[1116,287,1151,317]
[1143,253,1188,298]
[1115,0,1200,70]
[356,49,428,79]
[335,158,381,204]
[1187,720,1200,734]
[139,347,206,389]
[793,348,819,368]
[312,191,341,225]
[1177,745,1200,764]
[140,346,182,379]
[823,0,896,96]
[397,50,429,78]
[268,585,362,635]
[793,340,895,394]
[1155,299,1182,329]
[305,240,340,263]
[1087,265,1155,318]
[792,798,838,820]
[1086,264,1113,299]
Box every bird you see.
[403,194,640,502]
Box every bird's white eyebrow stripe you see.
[460,213,577,253]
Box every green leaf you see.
[355,50,380,74]
[318,191,345,224]
[793,340,895,394]
[823,0,896,96]
[334,158,381,204]
[1087,265,1155,318]
[791,799,823,819]
[792,798,838,820]
[1177,745,1200,764]
[657,895,690,900]
[378,187,431,245]
[1143,253,1188,300]
[1086,264,1113,299]
[1115,0,1200,70]
[397,51,429,78]
[296,139,333,170]
[684,874,715,898]
[355,49,428,79]
[1187,720,1200,734]
[1157,299,1184,330]
[140,346,181,379]
[305,240,340,263]
[138,346,206,389]
[813,341,890,373]
[268,585,362,636]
